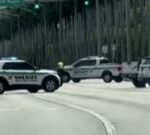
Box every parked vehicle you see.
[0,57,62,94]
[122,57,150,88]
[59,56,123,83]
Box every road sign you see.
[0,0,24,7]
[102,45,108,54]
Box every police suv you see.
[60,56,122,83]
[0,57,62,94]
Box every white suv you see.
[60,56,122,83]
[0,58,62,94]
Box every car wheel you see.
[102,72,113,83]
[61,73,70,83]
[132,79,146,88]
[0,81,5,94]
[43,78,58,92]
[72,79,81,83]
[114,76,123,83]
[28,88,39,93]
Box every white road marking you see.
[35,95,116,135]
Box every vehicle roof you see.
[0,60,25,63]
[80,56,109,61]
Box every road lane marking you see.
[34,95,116,135]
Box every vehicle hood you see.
[37,69,58,74]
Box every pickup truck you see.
[59,56,123,83]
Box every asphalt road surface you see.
[1,80,150,135]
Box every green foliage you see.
[0,0,150,67]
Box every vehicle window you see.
[2,62,34,70]
[87,60,96,66]
[100,59,109,64]
[143,59,150,64]
[74,60,96,67]
[74,61,86,67]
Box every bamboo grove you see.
[0,0,150,68]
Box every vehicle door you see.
[98,59,110,77]
[85,60,98,78]
[72,59,97,78]
[2,62,37,85]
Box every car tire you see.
[43,78,58,92]
[72,79,81,83]
[102,72,113,83]
[0,81,5,94]
[28,88,39,93]
[61,73,70,83]
[114,76,123,83]
[132,79,146,88]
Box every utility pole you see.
[58,1,62,59]
[125,0,131,63]
[74,0,78,58]
[96,0,101,56]
[83,1,88,53]
[17,16,20,34]
[1,32,5,57]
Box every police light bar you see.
[1,57,18,60]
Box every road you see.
[1,80,150,135]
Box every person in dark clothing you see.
[137,58,141,70]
